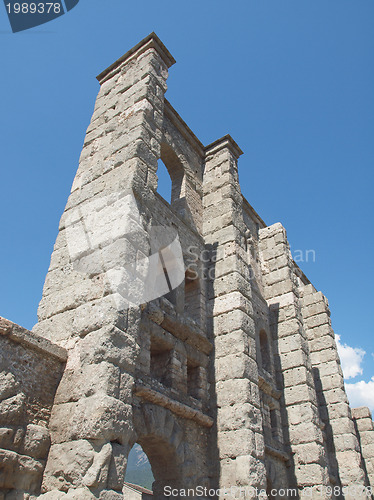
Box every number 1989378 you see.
[5,2,62,14]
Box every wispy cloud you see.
[335,334,365,379]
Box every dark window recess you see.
[159,247,177,306]
[270,408,278,439]
[187,361,200,399]
[259,330,271,373]
[150,340,172,387]
[184,269,200,324]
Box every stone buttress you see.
[203,137,267,496]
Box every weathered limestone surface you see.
[32,33,211,499]
[203,137,267,496]
[1,33,373,499]
[0,317,66,496]
[301,285,367,494]
[259,224,332,498]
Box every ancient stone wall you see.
[31,33,213,498]
[258,224,332,498]
[1,33,373,500]
[203,137,267,495]
[300,285,367,493]
[352,407,374,488]
[0,318,66,497]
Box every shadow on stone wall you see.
[205,241,220,494]
[269,303,299,495]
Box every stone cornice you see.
[0,317,67,363]
[97,32,176,84]
[134,385,214,428]
[164,99,205,157]
[205,134,244,160]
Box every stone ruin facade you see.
[0,33,373,500]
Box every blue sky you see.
[0,1,373,408]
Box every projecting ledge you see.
[205,134,244,160]
[265,445,290,463]
[134,385,214,428]
[97,32,176,84]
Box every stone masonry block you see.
[215,354,258,383]
[217,404,262,433]
[217,429,256,459]
[215,330,249,359]
[213,309,255,337]
[216,379,261,408]
[210,292,253,317]
[283,384,318,407]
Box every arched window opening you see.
[157,144,185,208]
[259,330,271,373]
[135,435,182,497]
[266,478,274,500]
[184,269,201,325]
[157,158,172,204]
[150,337,172,387]
[124,443,154,495]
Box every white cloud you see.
[345,377,374,413]
[334,335,374,412]
[335,334,365,380]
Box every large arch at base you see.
[130,403,186,498]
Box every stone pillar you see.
[301,284,367,495]
[352,407,374,488]
[203,136,267,496]
[33,33,175,495]
[259,223,330,498]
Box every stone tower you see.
[0,33,373,500]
